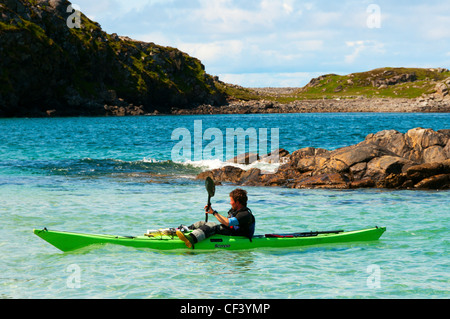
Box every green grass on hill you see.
[222,67,450,102]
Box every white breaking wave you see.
[136,157,282,175]
[180,158,281,174]
[142,157,165,163]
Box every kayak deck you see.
[33,227,386,252]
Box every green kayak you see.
[33,227,386,252]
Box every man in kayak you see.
[176,188,255,248]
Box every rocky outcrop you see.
[0,0,226,117]
[197,128,450,190]
[305,69,419,89]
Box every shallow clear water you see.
[0,113,449,299]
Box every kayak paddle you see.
[205,177,215,222]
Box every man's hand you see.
[204,205,215,214]
[204,205,229,226]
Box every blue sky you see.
[73,0,450,87]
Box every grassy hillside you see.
[298,67,450,99]
[222,67,450,102]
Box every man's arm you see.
[204,206,237,227]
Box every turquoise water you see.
[0,113,449,299]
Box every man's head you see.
[229,188,248,210]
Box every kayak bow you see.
[33,227,386,252]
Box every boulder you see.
[227,153,260,165]
[280,147,330,175]
[445,140,450,159]
[296,156,320,172]
[405,127,447,151]
[423,145,447,163]
[295,173,349,189]
[365,156,413,180]
[438,129,450,137]
[435,82,449,97]
[240,168,262,186]
[319,158,349,174]
[196,128,450,190]
[349,178,376,189]
[197,166,244,184]
[406,160,450,182]
[285,147,329,167]
[215,166,246,184]
[330,143,390,167]
[259,173,292,187]
[363,130,408,157]
[414,174,450,190]
[350,162,367,180]
[379,173,409,189]
[259,148,290,163]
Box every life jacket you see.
[227,207,256,240]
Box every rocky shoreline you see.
[172,96,450,115]
[197,128,450,190]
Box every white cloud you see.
[189,0,302,34]
[178,40,245,65]
[282,0,294,14]
[345,40,385,64]
[345,41,366,64]
[76,0,152,20]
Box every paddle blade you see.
[205,177,215,198]
[205,177,215,223]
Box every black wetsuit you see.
[188,207,256,242]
